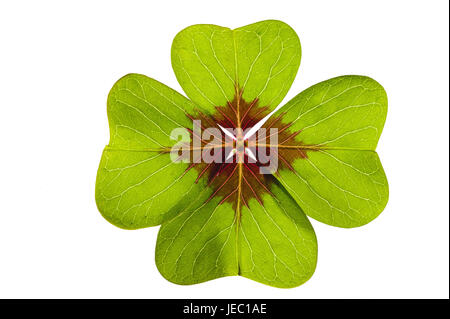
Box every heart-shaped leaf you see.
[156,181,317,288]
[96,74,203,228]
[172,20,301,113]
[271,75,389,227]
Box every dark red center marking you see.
[177,92,320,210]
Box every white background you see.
[0,0,448,299]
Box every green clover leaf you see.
[95,20,388,288]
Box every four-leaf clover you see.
[95,20,388,288]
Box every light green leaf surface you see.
[96,74,202,229]
[155,181,317,288]
[277,75,387,149]
[274,76,389,227]
[171,20,301,112]
[106,73,196,149]
[277,150,388,228]
[96,149,203,229]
